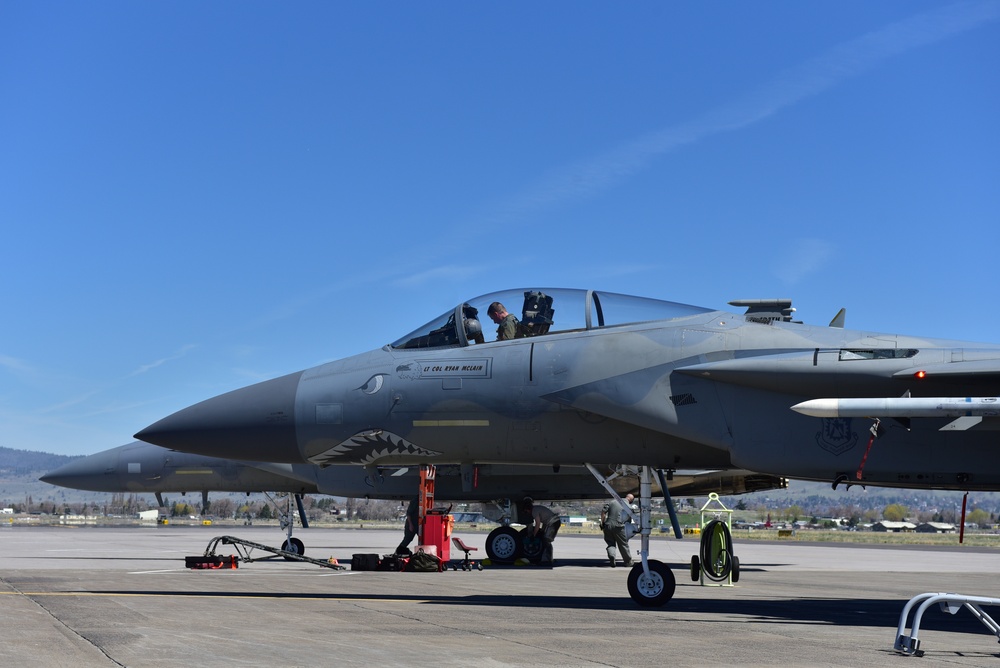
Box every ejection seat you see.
[519,291,555,336]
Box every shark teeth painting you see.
[307,431,442,466]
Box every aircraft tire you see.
[690,555,700,582]
[731,555,740,583]
[627,560,676,607]
[281,537,305,561]
[485,526,521,562]
[518,527,544,563]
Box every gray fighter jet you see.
[42,440,783,561]
[135,287,1000,604]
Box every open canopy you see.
[391,288,712,349]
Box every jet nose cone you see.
[135,371,304,462]
[40,449,118,490]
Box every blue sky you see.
[2,2,998,457]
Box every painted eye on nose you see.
[359,374,385,395]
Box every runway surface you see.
[2,524,999,667]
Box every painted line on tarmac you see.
[126,569,344,575]
[0,591,423,602]
[128,569,188,574]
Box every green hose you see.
[700,519,733,582]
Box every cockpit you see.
[390,288,712,349]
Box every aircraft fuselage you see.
[136,288,1000,491]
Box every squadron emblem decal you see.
[307,430,442,466]
[815,417,859,456]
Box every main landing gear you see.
[586,464,678,607]
[485,525,521,562]
[483,499,546,564]
[484,499,531,562]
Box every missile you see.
[791,397,1000,419]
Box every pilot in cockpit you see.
[487,301,519,341]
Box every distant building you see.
[1,508,12,515]
[872,521,916,532]
[560,515,589,527]
[916,522,956,533]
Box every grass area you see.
[16,515,1000,549]
[728,529,1000,548]
[448,523,1000,549]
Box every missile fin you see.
[941,416,983,431]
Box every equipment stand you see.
[692,492,738,586]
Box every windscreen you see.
[390,288,711,349]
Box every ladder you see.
[418,464,436,544]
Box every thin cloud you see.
[304,3,999,303]
[78,398,160,419]
[392,263,497,289]
[127,344,198,378]
[589,264,662,280]
[0,354,35,375]
[773,239,837,284]
[36,390,101,416]
[493,1,1000,222]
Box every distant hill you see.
[717,477,1000,518]
[0,446,80,476]
[0,447,92,507]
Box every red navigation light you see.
[914,370,927,380]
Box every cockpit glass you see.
[390,288,712,349]
[592,291,712,327]
[391,309,462,349]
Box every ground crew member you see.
[396,496,419,554]
[522,497,560,567]
[601,493,635,567]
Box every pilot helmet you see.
[465,318,482,338]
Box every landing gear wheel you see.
[690,555,700,582]
[627,560,676,607]
[731,555,740,583]
[519,528,544,563]
[485,526,521,562]
[281,537,305,561]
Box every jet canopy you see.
[391,288,712,349]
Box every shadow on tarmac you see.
[73,586,993,638]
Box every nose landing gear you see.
[586,463,679,607]
[627,560,676,607]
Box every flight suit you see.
[495,313,519,341]
[396,497,419,554]
[601,499,633,567]
[531,504,561,566]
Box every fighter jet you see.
[42,440,783,560]
[135,287,1000,604]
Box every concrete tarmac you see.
[2,524,1000,667]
